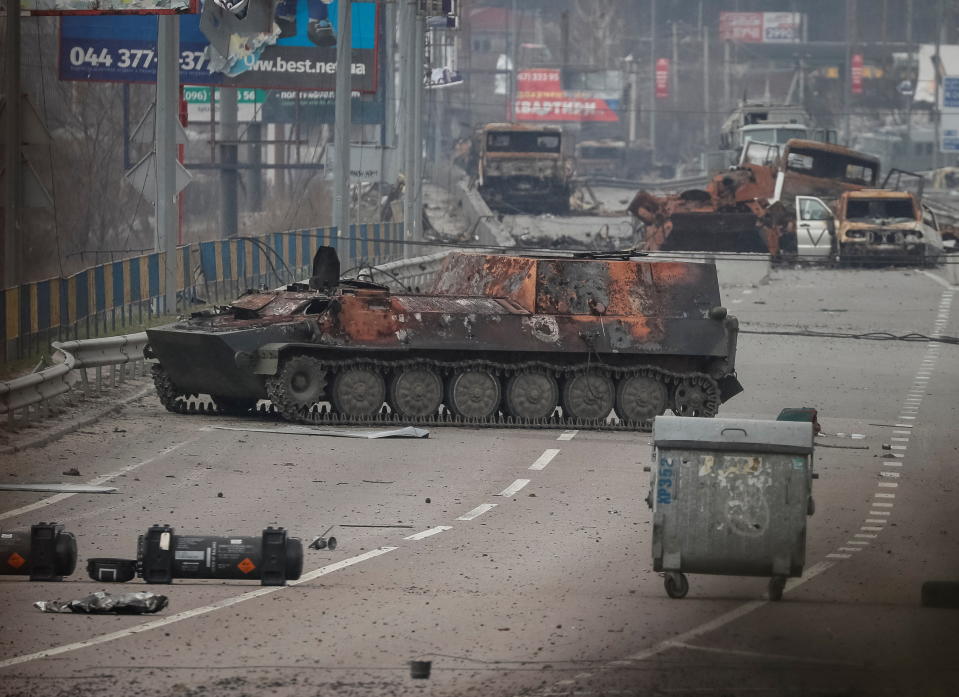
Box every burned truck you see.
[145,248,742,429]
[469,123,573,214]
[628,139,880,255]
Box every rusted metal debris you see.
[145,247,742,429]
[628,138,881,255]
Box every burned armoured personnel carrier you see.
[145,248,742,428]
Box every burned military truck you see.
[145,248,742,428]
[468,123,573,214]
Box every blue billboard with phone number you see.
[59,0,379,91]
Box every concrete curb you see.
[0,384,155,455]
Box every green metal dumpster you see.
[649,415,816,600]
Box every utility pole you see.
[402,1,417,251]
[333,0,353,240]
[508,0,518,121]
[723,40,730,111]
[219,87,238,238]
[703,26,710,147]
[157,15,179,315]
[933,0,943,170]
[843,0,853,146]
[3,0,21,290]
[671,21,678,145]
[411,5,425,242]
[649,0,656,160]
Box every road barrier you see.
[1,223,404,364]
[0,249,448,431]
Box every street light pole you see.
[3,0,21,290]
[333,0,353,240]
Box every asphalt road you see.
[0,263,956,697]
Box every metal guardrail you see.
[586,175,710,192]
[0,252,453,431]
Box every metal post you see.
[382,0,397,183]
[333,0,353,239]
[157,15,179,316]
[411,9,425,242]
[649,0,656,160]
[934,0,943,170]
[843,0,853,146]
[508,0,518,121]
[402,1,417,251]
[723,40,730,111]
[703,26,710,147]
[248,121,263,212]
[220,87,239,237]
[3,0,21,290]
[672,21,679,147]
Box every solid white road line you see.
[404,525,453,541]
[0,546,397,670]
[456,503,497,521]
[498,479,530,497]
[0,432,206,522]
[530,449,560,470]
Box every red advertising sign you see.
[719,12,762,42]
[719,12,802,43]
[655,58,669,100]
[851,53,864,94]
[514,68,618,123]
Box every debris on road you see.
[139,525,303,586]
[0,483,117,494]
[35,591,168,614]
[308,526,337,551]
[61,468,80,476]
[213,425,431,439]
[0,523,77,581]
[87,557,138,583]
[409,660,432,679]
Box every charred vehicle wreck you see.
[145,248,743,429]
[628,139,880,256]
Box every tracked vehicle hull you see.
[145,249,742,429]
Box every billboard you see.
[58,0,380,91]
[513,69,618,123]
[655,58,669,100]
[941,76,959,153]
[23,0,196,15]
[719,12,803,44]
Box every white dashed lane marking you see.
[457,503,498,521]
[557,430,578,441]
[404,526,453,541]
[529,449,560,470]
[498,479,531,497]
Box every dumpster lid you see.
[653,416,814,454]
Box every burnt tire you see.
[448,369,501,419]
[504,371,559,420]
[331,367,386,417]
[267,355,327,422]
[562,372,614,420]
[390,367,444,418]
[615,374,667,423]
[672,377,719,418]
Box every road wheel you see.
[212,396,258,416]
[615,374,667,423]
[448,369,501,419]
[672,377,718,418]
[390,367,443,418]
[664,572,689,599]
[332,366,386,417]
[562,372,614,420]
[504,371,558,420]
[267,355,327,422]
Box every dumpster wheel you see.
[768,576,786,601]
[664,572,689,599]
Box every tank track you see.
[153,358,721,432]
